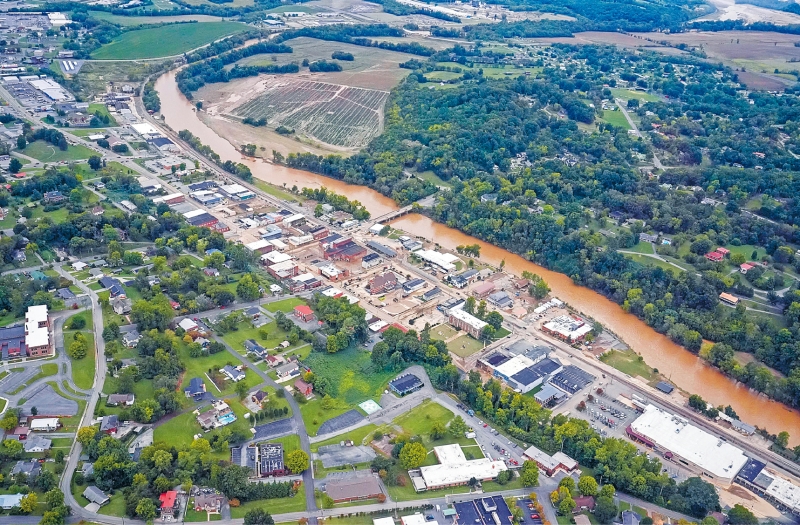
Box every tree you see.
[136,498,157,523]
[449,415,468,436]
[558,497,576,516]
[244,508,275,525]
[485,311,503,330]
[8,158,21,174]
[578,475,598,496]
[45,489,64,509]
[776,431,790,448]
[677,477,720,518]
[399,442,427,469]
[235,380,249,399]
[594,495,617,523]
[16,136,26,150]
[519,460,539,487]
[727,504,757,525]
[285,450,309,474]
[77,426,97,446]
[19,492,37,513]
[431,421,446,440]
[88,155,102,170]
[236,274,261,301]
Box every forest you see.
[277,44,800,413]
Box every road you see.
[615,99,664,171]
[54,263,110,523]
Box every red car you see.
[483,423,488,427]
[219,305,226,309]
[531,514,539,519]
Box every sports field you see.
[21,141,95,162]
[91,22,247,59]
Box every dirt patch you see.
[698,0,800,25]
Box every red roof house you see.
[294,379,313,398]
[705,251,724,262]
[740,263,755,274]
[715,247,730,256]
[159,491,178,514]
[293,305,315,322]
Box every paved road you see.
[615,99,664,171]
[55,263,110,523]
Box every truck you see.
[465,431,476,439]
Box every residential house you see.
[100,414,119,434]
[10,460,41,479]
[265,354,285,367]
[184,377,206,399]
[203,267,220,277]
[83,486,110,506]
[107,393,134,406]
[23,436,51,453]
[294,379,313,398]
[221,365,245,382]
[276,362,299,378]
[159,490,178,515]
[252,390,268,406]
[111,296,132,315]
[43,191,64,203]
[194,493,225,513]
[123,330,141,348]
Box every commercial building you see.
[184,209,220,229]
[541,315,593,342]
[30,418,60,431]
[159,491,178,515]
[627,404,748,485]
[369,272,398,294]
[191,191,224,206]
[452,496,514,525]
[414,444,508,491]
[736,458,800,517]
[523,445,578,477]
[245,239,274,255]
[403,278,426,294]
[2,305,54,359]
[257,443,287,477]
[152,193,185,206]
[414,249,460,272]
[325,474,383,503]
[450,269,478,289]
[472,281,496,298]
[294,305,316,322]
[448,307,487,339]
[389,374,423,396]
[220,183,255,200]
[366,240,397,258]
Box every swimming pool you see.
[218,413,237,425]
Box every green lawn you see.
[625,242,655,255]
[600,109,631,130]
[91,22,247,59]
[98,492,127,517]
[600,349,657,381]
[447,334,485,358]
[65,311,93,331]
[229,496,305,518]
[221,320,296,356]
[610,88,659,102]
[88,103,117,126]
[310,424,377,453]
[68,331,96,390]
[265,297,307,314]
[303,345,395,404]
[177,340,260,396]
[622,253,682,274]
[153,410,198,449]
[299,397,352,437]
[19,141,95,162]
[253,180,304,202]
[415,170,453,189]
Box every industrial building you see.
[389,374,423,396]
[541,315,593,342]
[412,444,508,491]
[325,475,383,503]
[452,496,514,525]
[627,405,748,485]
[257,443,287,477]
[414,249,460,272]
[220,183,255,201]
[366,240,397,258]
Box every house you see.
[0,494,23,510]
[11,460,41,479]
[488,290,513,309]
[111,296,132,315]
[43,191,64,203]
[194,493,225,513]
[369,272,397,294]
[719,293,740,306]
[203,267,220,277]
[92,206,103,216]
[740,263,755,274]
[573,496,595,513]
[98,276,121,289]
[56,288,75,300]
[23,435,51,453]
[639,233,658,243]
[107,393,135,406]
[276,362,299,378]
[159,490,178,514]
[83,486,110,506]
[244,339,266,357]
[179,318,199,332]
[72,261,87,271]
[252,390,268,405]
[266,354,285,367]
[100,414,119,434]
[293,304,315,322]
[621,510,642,525]
[716,247,730,257]
[88,268,104,279]
[294,378,313,398]
[29,418,59,431]
[81,462,94,477]
[12,250,25,263]
[123,330,141,347]
[184,377,206,398]
[705,251,724,262]
[221,365,245,382]
[472,281,496,298]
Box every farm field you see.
[91,22,247,59]
[230,78,389,148]
[88,11,224,25]
[20,141,95,162]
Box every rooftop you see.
[419,444,508,489]
[630,405,748,480]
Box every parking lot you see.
[516,498,544,525]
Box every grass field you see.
[68,331,96,390]
[415,170,453,189]
[625,242,655,255]
[600,109,631,129]
[229,496,305,518]
[447,334,485,358]
[265,297,307,313]
[65,311,93,331]
[622,253,682,274]
[600,349,656,381]
[91,22,247,60]
[252,180,303,203]
[89,10,224,25]
[304,346,395,404]
[299,397,353,437]
[610,88,659,102]
[428,324,458,341]
[20,141,95,162]
[88,103,117,126]
[177,341,260,396]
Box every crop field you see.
[88,11,224,25]
[231,78,389,148]
[91,22,247,59]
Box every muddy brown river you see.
[155,70,800,443]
